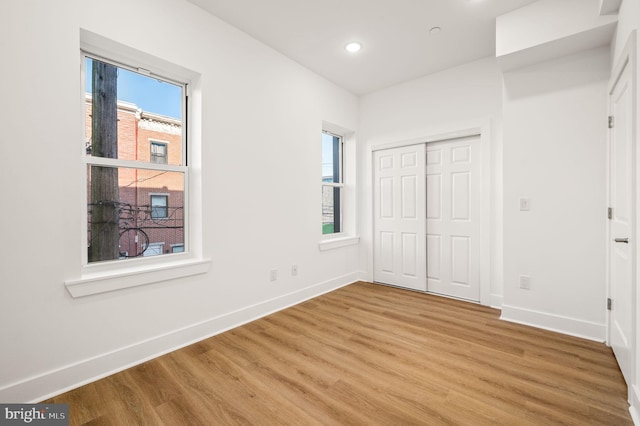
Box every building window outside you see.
[171,244,185,253]
[150,194,169,219]
[322,131,343,234]
[84,53,186,263]
[150,141,168,164]
[144,242,165,257]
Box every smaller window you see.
[322,131,343,234]
[171,244,185,253]
[150,141,168,164]
[150,194,168,219]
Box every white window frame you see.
[322,130,344,235]
[319,122,360,251]
[82,51,186,261]
[64,30,210,298]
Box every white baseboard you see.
[500,305,606,342]
[629,385,640,425]
[0,272,365,403]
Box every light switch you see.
[519,198,530,211]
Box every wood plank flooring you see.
[44,282,632,425]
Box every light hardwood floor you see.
[44,281,632,425]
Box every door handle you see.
[614,238,629,243]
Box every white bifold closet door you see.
[373,136,480,301]
[373,144,427,291]
[426,136,480,302]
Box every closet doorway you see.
[373,135,481,302]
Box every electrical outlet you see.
[519,275,530,290]
[291,264,298,276]
[270,269,277,282]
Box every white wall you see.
[610,0,640,419]
[0,0,361,402]
[501,46,610,339]
[358,57,504,306]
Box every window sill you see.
[318,235,360,251]
[65,258,211,298]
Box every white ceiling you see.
[187,0,539,95]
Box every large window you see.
[84,53,187,263]
[322,131,343,234]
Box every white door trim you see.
[368,121,493,306]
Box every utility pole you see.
[90,60,120,261]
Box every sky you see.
[322,132,337,180]
[86,58,183,120]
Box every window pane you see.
[150,142,168,164]
[85,57,183,166]
[150,195,168,219]
[87,166,185,262]
[144,243,164,257]
[322,133,341,183]
[322,185,342,234]
[322,131,343,235]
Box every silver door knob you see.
[614,238,629,243]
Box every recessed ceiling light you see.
[345,42,362,53]
[429,26,442,35]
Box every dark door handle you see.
[614,238,629,243]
